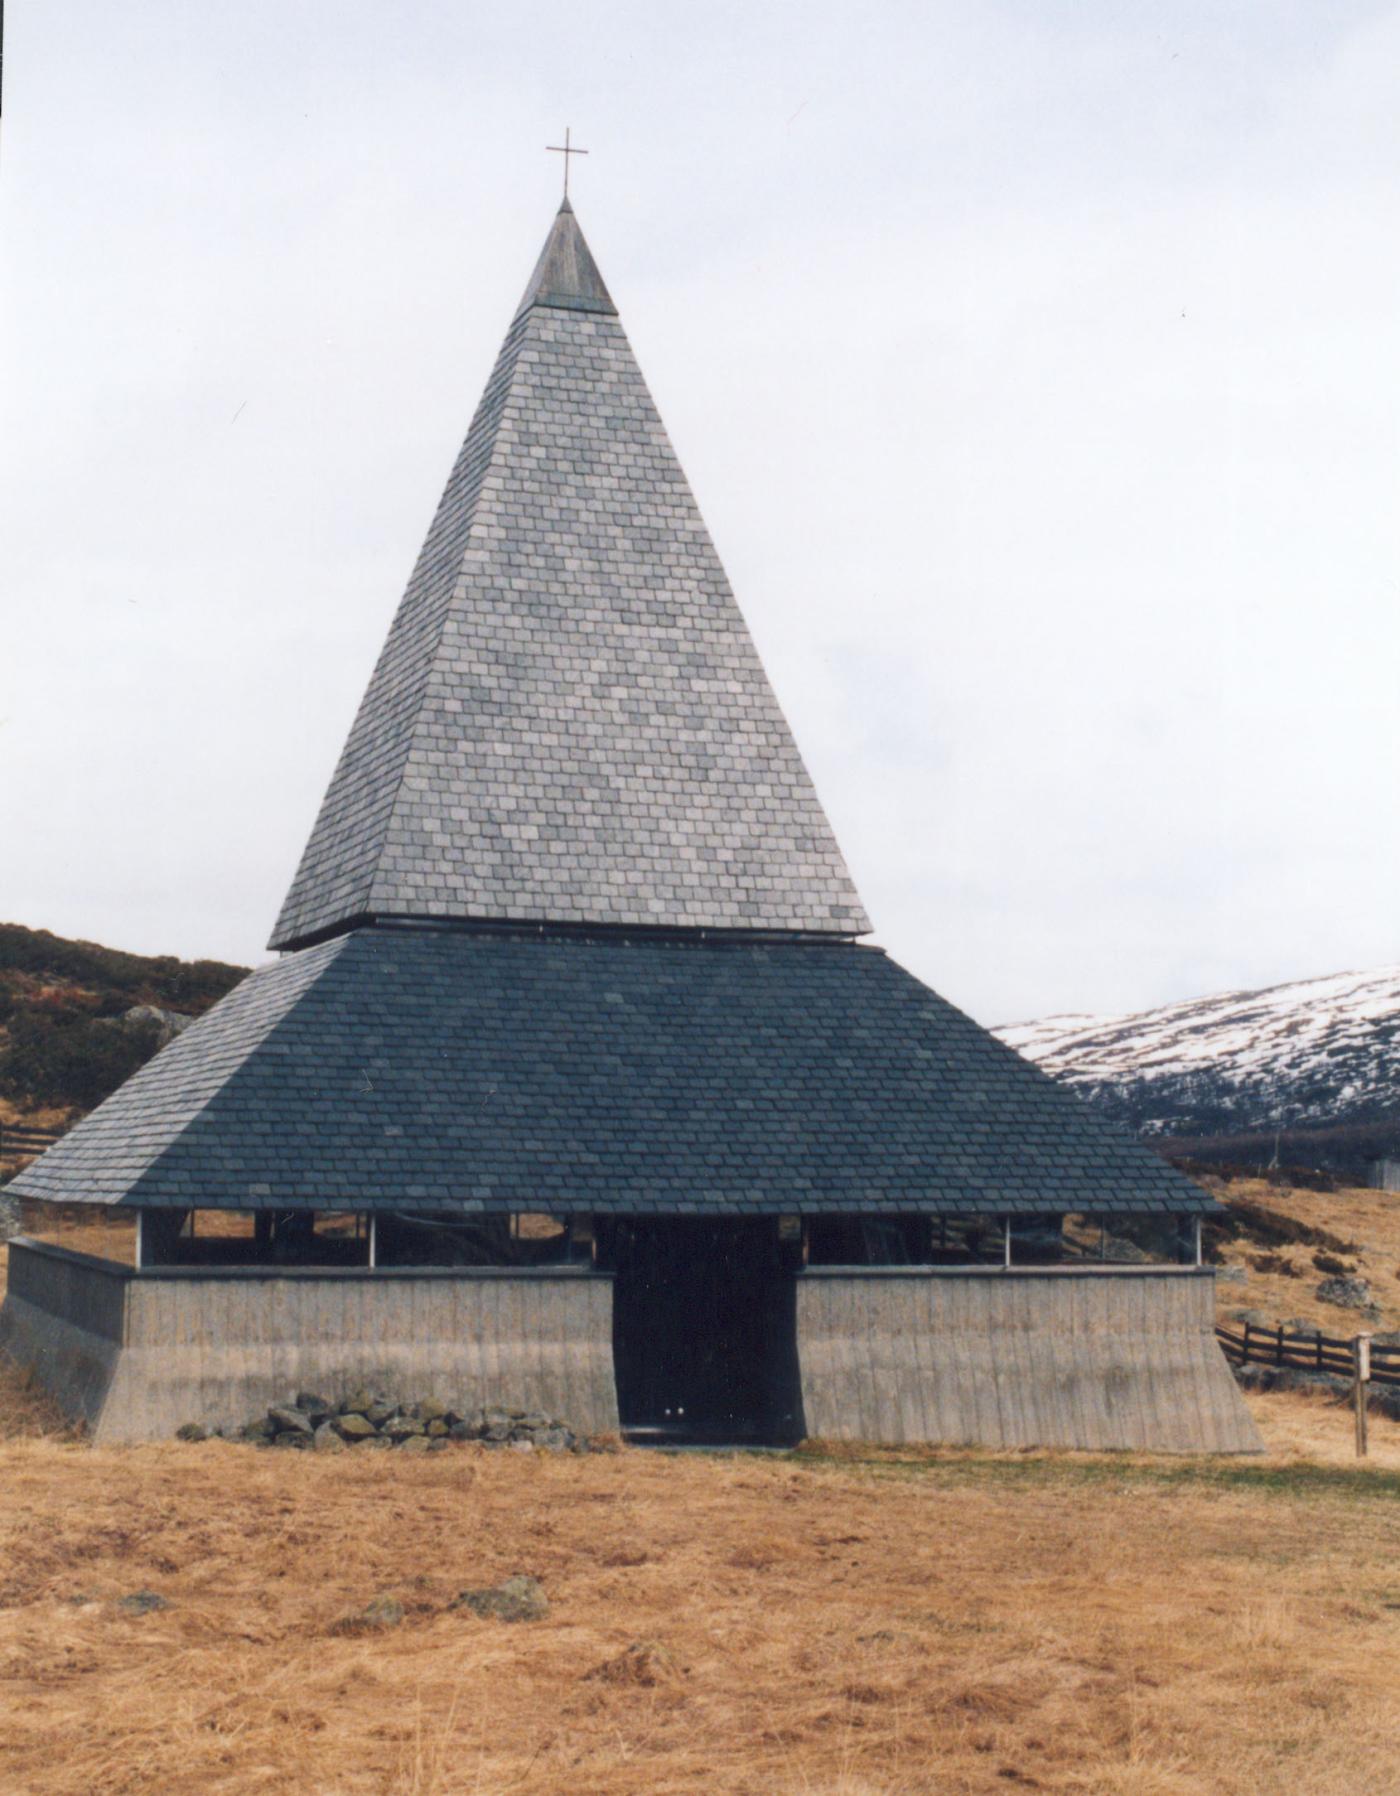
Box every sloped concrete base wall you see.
[3,1242,619,1444]
[7,1246,1258,1452]
[796,1269,1262,1453]
[0,1294,125,1432]
[0,1240,128,1431]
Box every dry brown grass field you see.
[0,1359,1397,1796]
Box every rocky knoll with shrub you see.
[176,1389,604,1452]
[0,922,247,1130]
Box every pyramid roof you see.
[270,202,869,950]
[10,930,1211,1216]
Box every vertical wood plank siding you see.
[795,1270,1262,1453]
[1,1243,618,1443]
[115,1269,618,1444]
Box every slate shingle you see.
[10,929,1211,1216]
[270,202,868,949]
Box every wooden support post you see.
[1003,1216,1012,1270]
[368,1213,377,1271]
[1241,1321,1251,1365]
[1275,1323,1284,1367]
[1194,1216,1203,1267]
[134,1210,144,1272]
[1354,1333,1372,1459]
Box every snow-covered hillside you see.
[996,965,1400,1141]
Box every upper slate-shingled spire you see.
[270,201,870,950]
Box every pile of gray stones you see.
[176,1390,597,1452]
[1232,1359,1400,1418]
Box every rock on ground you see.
[116,1591,168,1615]
[452,1575,548,1623]
[184,1395,590,1453]
[1316,1275,1375,1312]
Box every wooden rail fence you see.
[0,1123,62,1165]
[1215,1321,1400,1387]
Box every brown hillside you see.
[1203,1176,1400,1337]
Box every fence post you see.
[1241,1321,1251,1365]
[1354,1333,1372,1459]
[1316,1330,1323,1372]
[1275,1324,1284,1367]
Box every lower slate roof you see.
[9,927,1213,1216]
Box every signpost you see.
[1354,1333,1372,1459]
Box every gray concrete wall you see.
[5,1243,1260,1452]
[796,1267,1262,1453]
[1,1240,619,1443]
[0,1243,128,1432]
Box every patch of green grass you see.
[783,1445,1400,1502]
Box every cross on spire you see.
[546,126,589,197]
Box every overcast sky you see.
[2,1,1397,1026]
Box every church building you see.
[2,198,1259,1452]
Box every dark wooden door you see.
[610,1217,803,1444]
